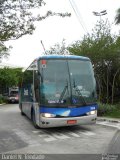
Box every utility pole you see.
[40,40,46,55]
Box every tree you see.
[115,8,120,24]
[0,42,11,62]
[0,67,23,94]
[45,39,70,55]
[0,0,71,59]
[69,19,120,104]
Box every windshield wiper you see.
[59,81,68,103]
[73,79,87,106]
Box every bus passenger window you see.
[34,71,40,102]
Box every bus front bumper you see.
[39,114,97,128]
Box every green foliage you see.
[45,39,70,55]
[0,68,23,94]
[0,0,70,42]
[0,42,12,61]
[69,19,120,104]
[98,103,116,116]
[0,95,6,104]
[98,103,120,118]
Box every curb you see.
[97,117,120,123]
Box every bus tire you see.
[20,104,25,116]
[32,110,39,129]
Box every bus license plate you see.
[67,120,77,124]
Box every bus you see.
[19,55,98,128]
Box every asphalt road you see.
[0,104,120,160]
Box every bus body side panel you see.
[20,83,34,119]
[33,102,40,126]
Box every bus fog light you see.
[41,113,56,118]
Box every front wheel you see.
[20,104,25,116]
[32,110,39,129]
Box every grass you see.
[104,109,120,118]
[98,103,120,118]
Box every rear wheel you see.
[31,110,39,129]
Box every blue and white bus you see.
[19,55,98,128]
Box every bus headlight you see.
[87,110,97,115]
[41,113,56,118]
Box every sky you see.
[3,0,120,67]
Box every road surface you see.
[0,104,120,160]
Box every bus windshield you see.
[39,59,96,106]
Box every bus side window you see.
[34,70,40,102]
[22,68,33,102]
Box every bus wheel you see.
[32,110,39,129]
[20,104,25,116]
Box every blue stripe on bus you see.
[40,104,98,117]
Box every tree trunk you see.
[106,67,109,103]
[112,68,120,104]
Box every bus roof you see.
[23,55,90,72]
[36,55,90,61]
